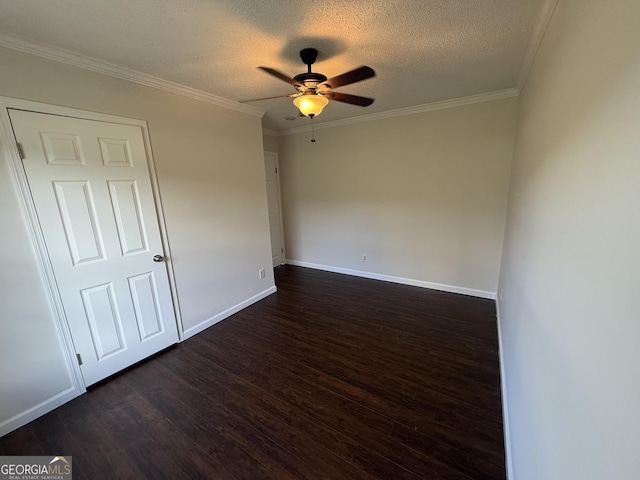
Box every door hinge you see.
[16,143,25,160]
[76,353,83,366]
[281,247,283,253]
[275,167,278,174]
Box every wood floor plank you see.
[189,321,494,479]
[218,308,503,420]
[159,342,431,480]
[0,265,506,479]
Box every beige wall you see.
[0,148,76,433]
[498,0,640,478]
[0,46,274,432]
[262,132,279,153]
[278,97,518,295]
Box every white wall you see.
[278,97,518,297]
[498,0,640,478]
[0,46,274,434]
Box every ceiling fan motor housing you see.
[294,72,328,86]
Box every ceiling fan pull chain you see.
[311,116,316,143]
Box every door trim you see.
[0,96,184,395]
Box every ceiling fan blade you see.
[322,66,375,89]
[239,93,299,103]
[323,91,374,107]
[257,67,300,87]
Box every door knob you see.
[153,255,164,262]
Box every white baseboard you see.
[0,386,79,437]
[496,298,514,479]
[181,286,277,340]
[286,260,496,300]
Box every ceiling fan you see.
[245,48,376,118]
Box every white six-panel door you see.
[10,109,178,386]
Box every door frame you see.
[0,96,184,394]
[264,151,286,265]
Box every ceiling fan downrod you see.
[294,48,328,85]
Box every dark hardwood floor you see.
[0,265,506,479]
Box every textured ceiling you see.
[0,0,544,132]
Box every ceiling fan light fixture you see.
[293,94,329,117]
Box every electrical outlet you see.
[499,289,503,301]
[259,268,266,280]
[363,254,367,262]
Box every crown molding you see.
[517,0,560,93]
[0,31,265,118]
[262,128,279,137]
[278,88,519,136]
